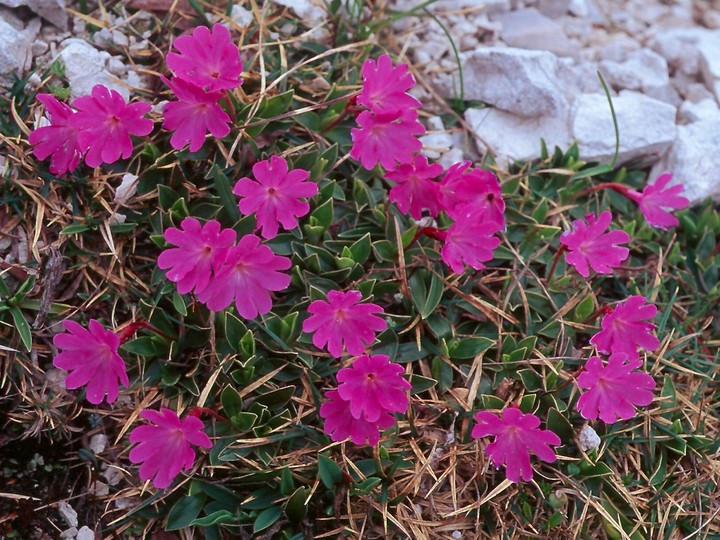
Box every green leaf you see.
[318,454,343,489]
[253,506,282,533]
[409,271,444,319]
[573,294,596,322]
[171,291,187,316]
[448,337,494,359]
[280,467,294,496]
[480,395,505,409]
[519,394,536,413]
[353,477,382,494]
[311,198,333,229]
[578,461,613,478]
[348,233,371,264]
[191,510,235,527]
[409,374,437,395]
[254,386,295,410]
[10,307,31,352]
[166,495,206,530]
[257,90,294,118]
[221,386,243,418]
[231,412,258,431]
[285,487,309,524]
[211,165,240,221]
[60,223,91,235]
[546,408,573,443]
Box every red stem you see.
[546,244,567,279]
[115,320,174,344]
[578,182,641,202]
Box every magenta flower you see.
[69,84,153,168]
[336,354,411,422]
[439,161,506,227]
[589,295,660,360]
[158,217,236,295]
[197,234,291,318]
[385,154,443,219]
[166,23,243,91]
[633,173,689,229]
[560,211,630,278]
[302,290,387,358]
[350,109,424,171]
[441,211,502,274]
[320,389,395,445]
[53,319,128,404]
[28,94,84,175]
[472,407,561,483]
[233,155,318,239]
[128,408,212,489]
[576,354,655,424]
[357,54,422,114]
[162,77,231,152]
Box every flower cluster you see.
[350,54,424,171]
[162,23,242,151]
[320,354,410,445]
[29,86,152,174]
[158,217,291,319]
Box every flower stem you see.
[546,244,567,280]
[115,320,174,344]
[577,182,641,202]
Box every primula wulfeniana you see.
[161,77,231,152]
[630,173,689,229]
[69,84,153,168]
[441,211,503,274]
[357,54,422,114]
[53,320,128,404]
[197,234,291,319]
[166,23,243,91]
[28,94,83,175]
[302,290,387,358]
[128,408,212,489]
[385,154,443,219]
[438,161,506,228]
[576,354,655,423]
[233,155,318,239]
[560,210,630,278]
[320,389,395,446]
[589,295,660,360]
[336,354,411,422]
[350,109,424,171]
[158,217,236,295]
[472,407,561,483]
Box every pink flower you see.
[589,295,660,360]
[233,155,318,239]
[28,94,84,175]
[576,354,655,424]
[439,161,505,227]
[336,354,411,422]
[302,290,387,358]
[158,217,236,295]
[472,407,561,483]
[441,211,502,274]
[166,23,243,91]
[129,408,212,489]
[320,389,395,445]
[53,319,128,404]
[350,109,424,171]
[197,234,291,318]
[69,84,153,168]
[162,77,231,152]
[385,154,443,219]
[560,211,630,278]
[357,54,422,114]
[634,173,689,229]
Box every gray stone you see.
[537,0,571,17]
[678,97,720,123]
[698,31,720,101]
[651,120,720,202]
[58,501,78,528]
[59,38,128,99]
[572,91,677,165]
[492,8,575,57]
[0,17,39,84]
[0,0,67,29]
[648,28,708,77]
[457,48,568,117]
[466,107,572,168]
[599,49,670,94]
[76,526,95,540]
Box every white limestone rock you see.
[648,28,708,77]
[0,16,39,84]
[537,0,571,17]
[578,425,601,452]
[59,38,128,99]
[698,31,720,101]
[455,48,568,118]
[492,8,576,57]
[58,501,78,528]
[466,107,572,168]
[0,0,67,29]
[572,91,677,165]
[678,97,720,123]
[651,120,720,203]
[231,4,254,28]
[76,526,95,540]
[600,49,670,93]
